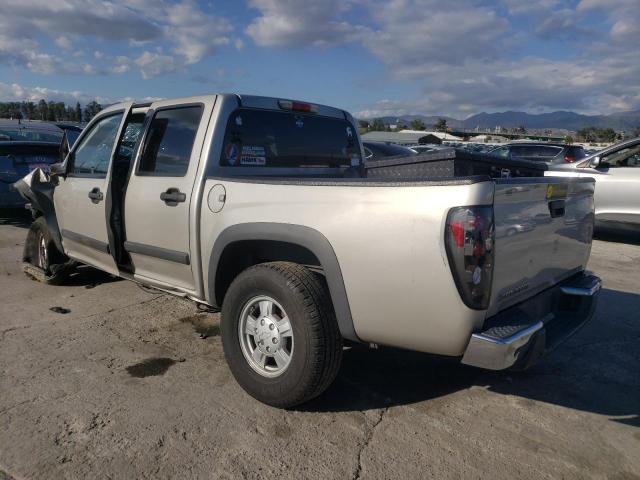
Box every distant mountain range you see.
[365,110,640,132]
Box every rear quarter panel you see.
[200,178,494,356]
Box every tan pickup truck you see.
[16,94,601,407]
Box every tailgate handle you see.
[160,188,186,206]
[548,199,565,218]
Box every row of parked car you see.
[363,138,639,232]
[2,118,639,232]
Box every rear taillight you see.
[564,155,576,163]
[445,206,494,310]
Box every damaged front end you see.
[13,168,74,283]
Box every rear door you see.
[488,177,595,316]
[54,104,132,274]
[123,97,215,291]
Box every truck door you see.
[123,98,215,292]
[54,103,133,274]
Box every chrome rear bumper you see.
[462,273,601,370]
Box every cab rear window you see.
[219,108,360,170]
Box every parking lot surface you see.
[1,212,639,479]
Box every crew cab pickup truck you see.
[16,94,601,408]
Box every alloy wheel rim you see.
[38,233,48,270]
[238,295,293,378]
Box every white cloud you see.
[0,81,111,105]
[0,81,164,106]
[54,36,72,50]
[246,0,367,47]
[135,51,182,79]
[163,1,232,64]
[362,1,510,71]
[0,0,234,79]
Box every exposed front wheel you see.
[221,262,343,408]
[23,216,73,285]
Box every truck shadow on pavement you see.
[594,228,640,246]
[305,288,639,428]
[63,265,121,288]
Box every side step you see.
[462,273,601,370]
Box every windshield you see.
[219,108,360,170]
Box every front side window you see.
[138,105,203,176]
[71,113,124,176]
[218,108,360,170]
[600,144,640,168]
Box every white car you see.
[547,137,640,231]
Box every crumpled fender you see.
[13,169,64,253]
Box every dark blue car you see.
[0,120,67,207]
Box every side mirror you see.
[53,131,74,178]
[49,162,66,176]
[590,156,601,168]
[59,130,72,163]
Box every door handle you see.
[88,187,103,204]
[160,187,186,206]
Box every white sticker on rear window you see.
[240,145,266,166]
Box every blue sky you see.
[0,0,638,118]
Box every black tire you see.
[221,262,343,408]
[23,216,72,285]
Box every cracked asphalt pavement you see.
[1,212,639,479]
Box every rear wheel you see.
[23,216,73,285]
[221,262,343,408]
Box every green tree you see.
[435,118,448,132]
[410,119,425,131]
[37,99,48,120]
[75,102,82,122]
[83,100,102,122]
[600,128,616,143]
[564,135,574,145]
[370,118,386,131]
[24,101,36,120]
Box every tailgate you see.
[487,177,595,316]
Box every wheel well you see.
[214,240,322,306]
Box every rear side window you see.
[490,146,509,158]
[533,146,562,157]
[219,108,360,169]
[72,113,124,176]
[510,145,562,160]
[138,105,203,176]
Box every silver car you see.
[547,137,640,230]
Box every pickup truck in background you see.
[15,94,601,408]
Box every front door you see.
[54,104,132,274]
[123,98,214,292]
